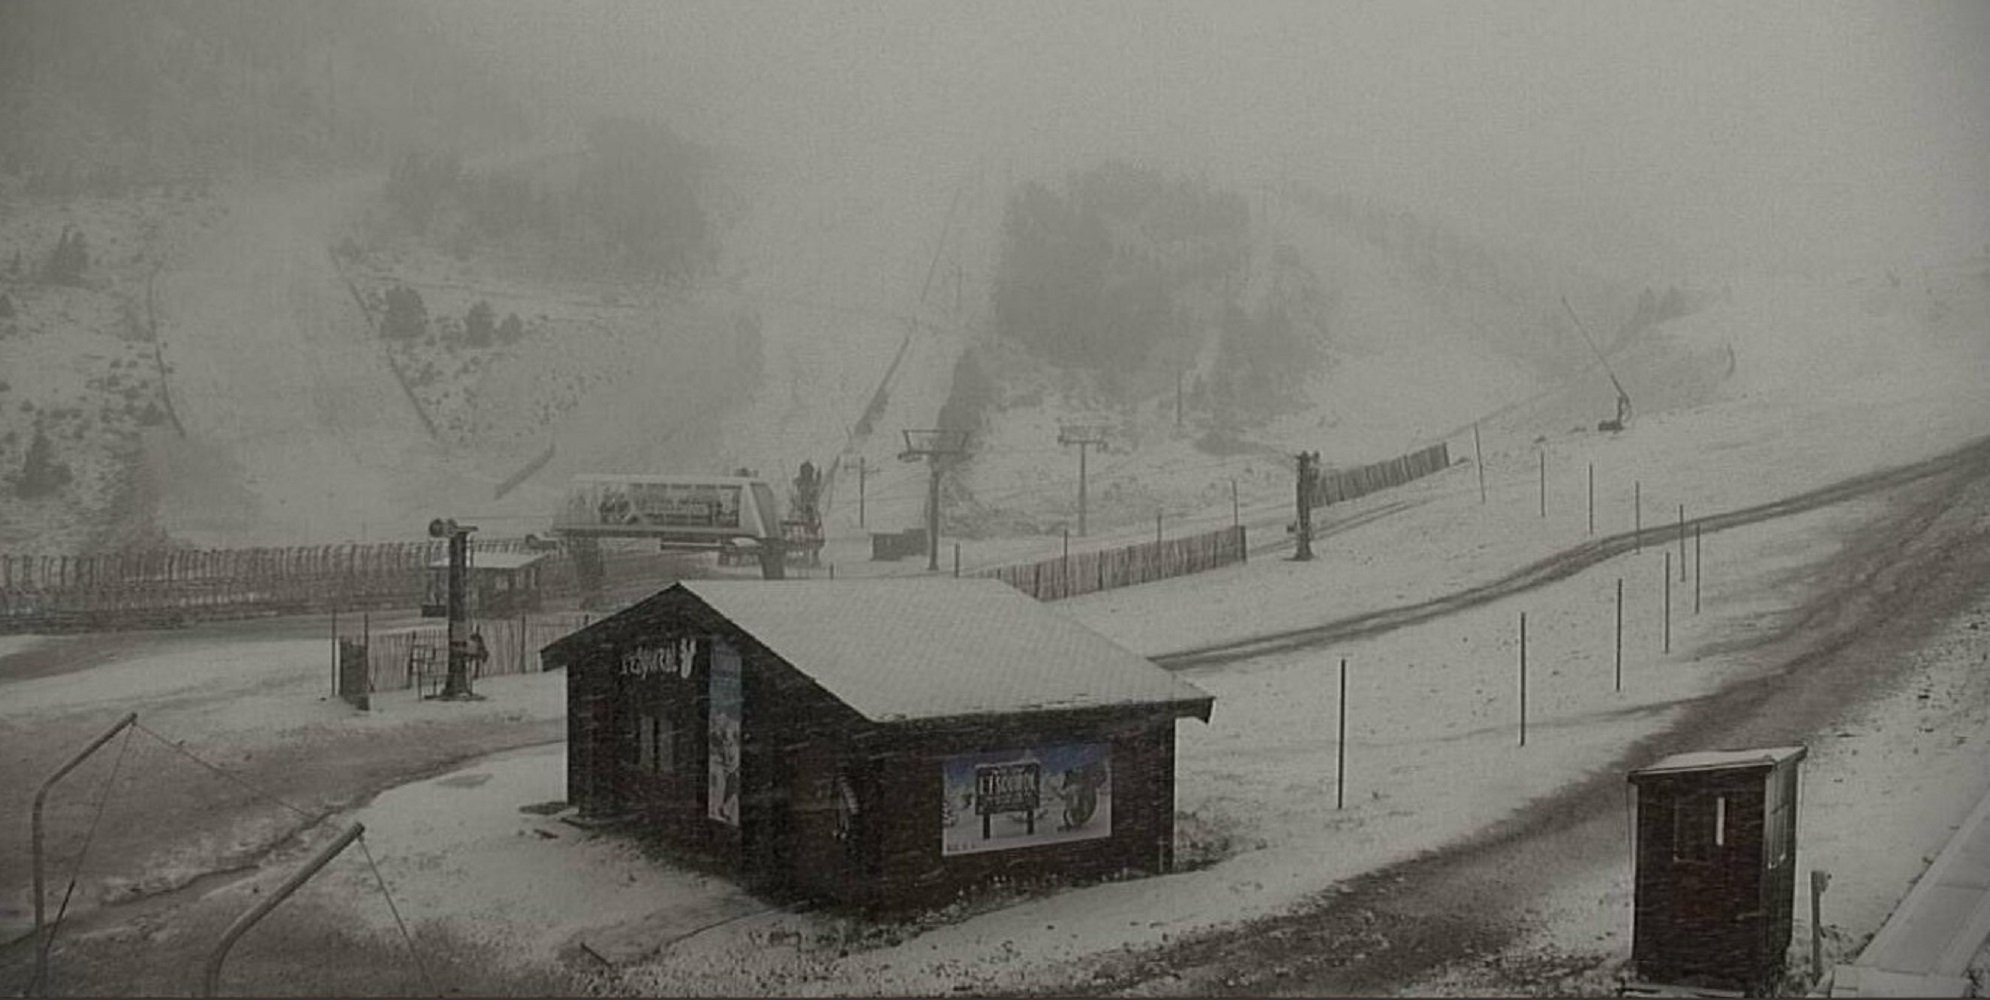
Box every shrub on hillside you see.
[41,227,88,286]
[463,300,494,348]
[496,312,524,345]
[991,162,1246,372]
[381,284,427,339]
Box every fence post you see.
[1694,524,1702,615]
[1539,450,1546,518]
[1615,577,1624,692]
[1663,551,1672,654]
[953,543,960,579]
[1634,481,1642,553]
[1679,505,1687,581]
[1518,612,1528,747]
[1474,423,1486,504]
[1336,657,1348,810]
[1588,462,1595,535]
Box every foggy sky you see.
[461,1,1987,280]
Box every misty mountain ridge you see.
[0,0,530,187]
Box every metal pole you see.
[1539,450,1545,518]
[202,823,365,997]
[1588,463,1595,535]
[926,460,941,572]
[1155,509,1162,545]
[1694,524,1702,615]
[1664,552,1672,654]
[1336,658,1347,810]
[1615,578,1624,692]
[1078,442,1089,538]
[442,529,471,698]
[331,607,339,698]
[1295,452,1315,561]
[952,542,959,578]
[1634,480,1642,553]
[32,711,140,994]
[1519,612,1527,747]
[1231,478,1239,528]
[1473,423,1486,504]
[1679,505,1687,581]
[858,456,866,529]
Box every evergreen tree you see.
[464,300,495,347]
[16,423,71,498]
[381,284,427,339]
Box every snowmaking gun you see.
[1563,297,1633,432]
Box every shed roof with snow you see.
[545,578,1213,725]
[427,551,548,571]
[1629,745,1807,779]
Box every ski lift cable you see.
[358,834,441,998]
[133,722,317,821]
[35,723,137,978]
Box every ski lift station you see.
[544,578,1214,911]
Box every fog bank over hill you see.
[456,0,1990,282]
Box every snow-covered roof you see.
[563,579,1213,725]
[426,551,548,571]
[1630,745,1807,779]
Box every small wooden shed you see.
[421,551,547,618]
[543,578,1213,911]
[1628,745,1807,994]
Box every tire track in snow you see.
[1157,433,1990,671]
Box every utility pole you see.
[1294,451,1318,561]
[900,429,969,572]
[427,517,478,700]
[1057,424,1108,538]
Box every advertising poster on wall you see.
[707,638,742,826]
[941,743,1111,856]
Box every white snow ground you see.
[65,252,1965,994]
[10,199,1984,993]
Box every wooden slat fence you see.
[339,612,592,693]
[1311,442,1451,508]
[0,538,682,632]
[976,524,1247,602]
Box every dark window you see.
[1672,793,1725,861]
[633,708,673,774]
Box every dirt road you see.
[1049,433,1990,996]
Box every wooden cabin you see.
[1628,745,1807,994]
[420,551,547,619]
[543,578,1214,912]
